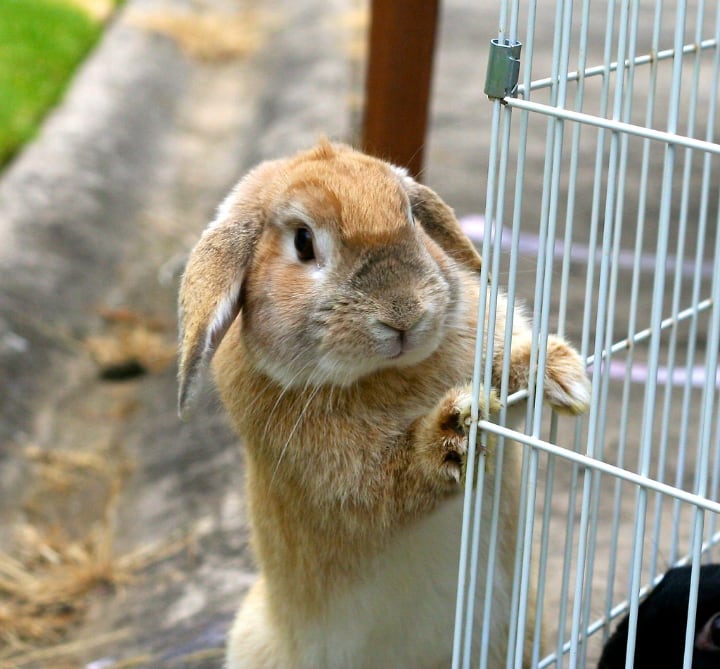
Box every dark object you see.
[100,359,147,381]
[598,564,720,669]
[362,0,440,178]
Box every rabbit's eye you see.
[294,227,315,262]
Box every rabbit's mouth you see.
[306,333,443,387]
[383,332,430,361]
[375,326,445,370]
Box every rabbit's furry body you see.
[178,141,591,668]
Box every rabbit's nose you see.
[376,302,427,334]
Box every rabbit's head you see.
[599,564,720,669]
[178,141,481,416]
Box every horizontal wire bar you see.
[519,38,718,95]
[505,97,720,155]
[478,421,720,514]
[504,299,714,408]
[587,298,714,364]
[538,530,720,669]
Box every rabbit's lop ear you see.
[177,189,264,419]
[405,179,482,273]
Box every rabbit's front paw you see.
[436,384,501,484]
[543,335,591,415]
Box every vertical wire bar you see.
[601,0,664,611]
[491,119,530,669]
[556,0,590,338]
[461,435,489,669]
[480,126,528,669]
[539,0,592,660]
[555,433,586,666]
[451,101,499,669]
[624,1,689,664]
[568,0,622,664]
[470,106,512,669]
[650,0,707,580]
[671,0,720,565]
[476,5,524,666]
[700,3,720,558]
[508,439,533,667]
[549,2,593,663]
[463,97,516,669]
[514,1,574,665]
[708,392,720,561]
[580,1,642,656]
[503,3,540,666]
[531,0,574,657]
[599,0,661,644]
[479,366,513,667]
[453,0,519,660]
[531,454,553,667]
[683,524,705,669]
[601,0,662,622]
[466,24,523,665]
[473,3,525,662]
[682,186,720,669]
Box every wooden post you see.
[362,0,440,179]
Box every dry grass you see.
[0,519,191,666]
[0,630,131,669]
[126,7,276,62]
[0,524,127,651]
[0,440,128,658]
[23,443,131,498]
[0,406,189,665]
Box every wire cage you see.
[452,0,720,667]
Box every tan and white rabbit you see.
[177,141,590,669]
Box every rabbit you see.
[598,564,720,669]
[177,140,591,669]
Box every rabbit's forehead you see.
[278,162,413,245]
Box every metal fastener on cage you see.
[484,38,522,100]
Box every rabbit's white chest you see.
[295,494,510,669]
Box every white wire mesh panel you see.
[453,1,720,667]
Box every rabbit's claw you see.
[437,385,500,484]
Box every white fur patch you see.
[209,190,237,230]
[545,373,592,414]
[280,497,514,669]
[205,281,242,354]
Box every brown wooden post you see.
[362,0,440,179]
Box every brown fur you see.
[177,142,591,668]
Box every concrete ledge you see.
[0,13,187,444]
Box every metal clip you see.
[484,38,522,100]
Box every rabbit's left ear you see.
[178,223,255,419]
[177,192,265,419]
[178,158,284,417]
[405,179,482,273]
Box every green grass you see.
[0,0,113,166]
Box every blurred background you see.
[0,1,718,667]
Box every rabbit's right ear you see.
[405,180,482,273]
[177,197,264,419]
